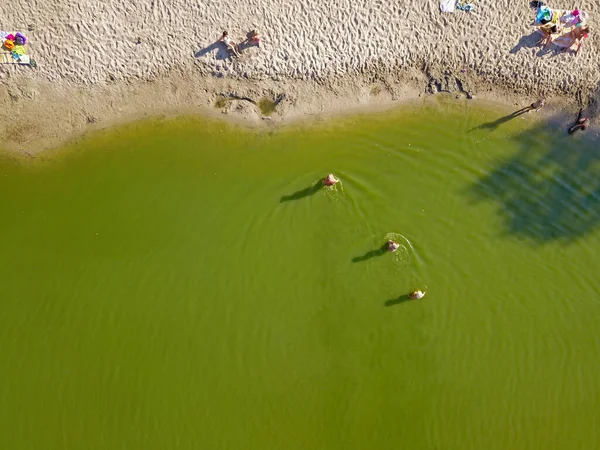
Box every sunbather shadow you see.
[536,44,571,58]
[384,295,412,307]
[470,107,532,132]
[352,244,388,263]
[510,31,542,54]
[194,42,232,61]
[280,182,324,202]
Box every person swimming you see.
[387,240,400,252]
[409,290,426,299]
[322,173,339,186]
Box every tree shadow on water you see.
[352,243,388,262]
[466,118,600,243]
[280,182,323,202]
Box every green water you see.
[2,99,600,449]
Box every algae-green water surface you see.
[2,99,600,449]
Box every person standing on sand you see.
[322,174,339,186]
[512,98,545,116]
[550,24,590,55]
[569,108,590,134]
[529,98,545,112]
[219,31,241,57]
[572,24,589,56]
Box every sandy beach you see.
[0,0,599,152]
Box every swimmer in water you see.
[409,290,426,300]
[387,240,400,252]
[322,173,339,186]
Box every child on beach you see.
[246,30,261,47]
[219,31,241,57]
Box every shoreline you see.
[1,0,599,154]
[1,69,597,156]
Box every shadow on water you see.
[280,182,323,202]
[467,117,600,243]
[384,295,412,307]
[470,106,536,132]
[352,243,388,262]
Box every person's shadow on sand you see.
[384,295,412,307]
[535,44,573,58]
[351,243,388,263]
[280,183,324,202]
[510,31,542,54]
[195,41,232,60]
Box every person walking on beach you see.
[322,174,339,186]
[512,98,545,116]
[568,108,590,134]
[529,98,545,112]
[219,31,241,57]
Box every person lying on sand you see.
[387,240,400,252]
[409,290,426,300]
[219,31,241,57]
[568,108,590,134]
[322,174,339,186]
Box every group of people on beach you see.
[322,173,426,301]
[533,3,590,55]
[518,3,593,133]
[218,30,261,57]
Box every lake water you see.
[2,98,599,449]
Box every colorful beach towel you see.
[0,31,31,65]
[456,1,475,12]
